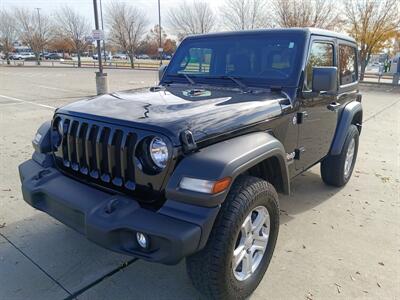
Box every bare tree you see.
[168,1,216,40]
[0,9,17,65]
[55,6,90,67]
[272,0,342,31]
[106,1,148,68]
[15,8,52,65]
[221,0,269,30]
[344,0,400,80]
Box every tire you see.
[186,176,280,300]
[321,124,359,187]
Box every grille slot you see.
[52,115,168,197]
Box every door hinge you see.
[294,147,305,160]
[296,112,308,124]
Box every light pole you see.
[35,7,42,65]
[158,0,163,66]
[99,0,107,63]
[93,0,108,94]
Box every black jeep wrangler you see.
[19,28,362,299]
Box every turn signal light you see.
[212,177,232,194]
[179,177,232,194]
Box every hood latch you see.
[180,130,197,153]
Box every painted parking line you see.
[0,94,55,110]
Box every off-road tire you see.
[321,124,359,187]
[186,175,280,300]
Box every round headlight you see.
[149,137,169,169]
[52,119,63,148]
[57,120,63,135]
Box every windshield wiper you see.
[205,75,249,92]
[182,73,195,85]
[225,76,249,92]
[172,73,195,84]
[164,73,196,85]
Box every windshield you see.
[164,32,306,88]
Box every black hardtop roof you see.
[184,27,356,44]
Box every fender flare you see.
[330,101,362,155]
[165,132,290,207]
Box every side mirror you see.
[158,65,167,81]
[312,66,337,93]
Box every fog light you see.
[136,232,149,249]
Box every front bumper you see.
[19,157,219,264]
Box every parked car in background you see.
[10,52,35,60]
[136,54,150,59]
[45,53,63,60]
[112,53,128,60]
[92,53,112,61]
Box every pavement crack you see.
[64,258,137,300]
[0,232,73,297]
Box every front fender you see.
[330,101,362,155]
[165,132,289,207]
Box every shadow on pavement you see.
[279,169,341,223]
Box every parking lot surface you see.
[0,66,399,300]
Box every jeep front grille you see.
[52,115,171,198]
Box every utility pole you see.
[93,0,103,73]
[93,0,108,94]
[35,8,42,65]
[158,0,163,66]
[99,0,107,63]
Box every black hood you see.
[56,85,288,146]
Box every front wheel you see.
[321,124,359,187]
[186,176,280,300]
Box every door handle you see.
[327,102,340,111]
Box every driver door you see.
[295,38,338,171]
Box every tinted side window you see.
[339,45,357,85]
[306,42,334,90]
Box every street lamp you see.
[35,7,42,65]
[99,0,107,63]
[92,0,108,94]
[158,0,163,66]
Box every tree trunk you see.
[6,52,10,65]
[359,51,372,81]
[129,54,135,69]
[36,52,41,66]
[360,59,366,81]
[78,52,81,67]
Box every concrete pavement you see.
[0,66,399,300]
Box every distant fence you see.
[0,59,166,70]
[362,73,399,85]
[60,61,163,70]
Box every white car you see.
[10,52,35,60]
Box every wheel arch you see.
[330,100,362,155]
[165,132,290,208]
[351,109,363,134]
[243,155,287,195]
